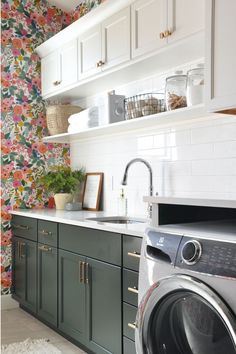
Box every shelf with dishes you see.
[42,104,215,144]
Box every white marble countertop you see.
[9,209,149,238]
[143,196,236,209]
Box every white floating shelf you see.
[42,105,216,144]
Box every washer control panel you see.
[176,236,236,278]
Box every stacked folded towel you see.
[68,107,99,133]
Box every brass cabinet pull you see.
[96,60,105,67]
[85,263,89,284]
[128,322,137,330]
[39,230,52,236]
[20,242,26,258]
[164,30,172,38]
[79,262,89,284]
[127,251,141,259]
[79,261,84,283]
[38,245,52,252]
[80,261,86,283]
[17,241,20,258]
[128,286,139,294]
[12,223,29,230]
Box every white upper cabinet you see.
[78,8,130,80]
[38,0,205,99]
[59,40,78,89]
[206,0,236,112]
[131,0,204,59]
[41,40,77,97]
[78,25,102,80]
[167,0,204,43]
[131,0,167,58]
[41,52,59,96]
[102,7,130,70]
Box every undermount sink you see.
[86,216,148,224]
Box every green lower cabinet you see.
[12,236,37,313]
[86,258,122,354]
[58,250,87,345]
[123,336,136,354]
[37,243,57,326]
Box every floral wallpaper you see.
[1,0,72,295]
[73,0,105,21]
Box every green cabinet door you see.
[12,236,37,313]
[58,250,87,345]
[86,258,122,354]
[12,237,25,302]
[25,238,37,312]
[37,243,57,326]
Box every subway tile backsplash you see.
[71,62,236,217]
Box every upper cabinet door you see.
[78,25,102,80]
[102,7,130,70]
[41,51,59,96]
[206,0,236,112]
[167,0,205,43]
[59,40,78,89]
[131,0,167,58]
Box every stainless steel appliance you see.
[136,219,236,354]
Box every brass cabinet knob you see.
[159,32,165,39]
[96,60,105,67]
[53,80,61,86]
[164,30,172,38]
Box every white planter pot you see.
[54,193,73,210]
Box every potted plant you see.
[39,166,85,210]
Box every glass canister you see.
[165,71,187,111]
[186,64,204,106]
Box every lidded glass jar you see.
[186,64,204,106]
[165,70,187,111]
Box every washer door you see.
[136,275,236,354]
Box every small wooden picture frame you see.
[82,173,103,211]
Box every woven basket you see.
[46,105,83,135]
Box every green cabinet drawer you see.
[123,235,142,271]
[123,269,139,307]
[12,216,37,241]
[38,220,57,247]
[123,303,137,341]
[123,336,136,354]
[59,224,122,266]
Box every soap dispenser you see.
[117,188,127,216]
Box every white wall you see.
[71,62,236,217]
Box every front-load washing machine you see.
[135,219,236,354]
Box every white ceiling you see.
[48,0,83,12]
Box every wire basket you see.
[125,93,165,120]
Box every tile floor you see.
[1,307,87,354]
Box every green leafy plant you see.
[39,166,85,194]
